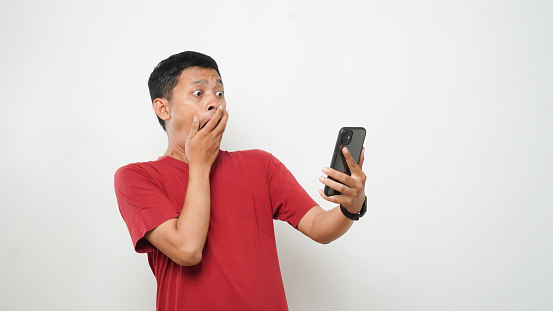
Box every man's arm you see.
[297,147,366,244]
[144,107,228,266]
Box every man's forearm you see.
[174,165,212,262]
[144,165,212,266]
[299,205,355,244]
[313,206,354,244]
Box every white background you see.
[1,1,552,310]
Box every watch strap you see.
[340,196,367,221]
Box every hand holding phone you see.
[323,127,366,196]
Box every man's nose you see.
[205,93,221,112]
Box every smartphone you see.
[324,127,366,196]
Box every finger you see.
[188,116,200,139]
[318,188,354,208]
[212,108,229,136]
[323,167,354,186]
[318,189,342,205]
[319,175,353,196]
[358,147,365,169]
[342,147,362,174]
[203,106,224,132]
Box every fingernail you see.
[319,176,325,182]
[322,167,329,173]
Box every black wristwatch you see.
[340,196,367,221]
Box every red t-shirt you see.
[114,149,317,311]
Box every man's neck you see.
[163,142,188,163]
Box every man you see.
[114,51,367,310]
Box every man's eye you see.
[193,90,203,96]
[216,91,224,98]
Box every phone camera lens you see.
[341,130,353,145]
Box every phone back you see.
[324,127,366,196]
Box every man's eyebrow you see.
[190,79,224,86]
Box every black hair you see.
[148,51,221,131]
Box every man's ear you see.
[153,98,171,121]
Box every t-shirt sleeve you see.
[262,151,318,228]
[114,164,180,253]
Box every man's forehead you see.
[190,78,223,86]
[178,67,222,85]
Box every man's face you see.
[167,66,226,137]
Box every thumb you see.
[188,116,200,139]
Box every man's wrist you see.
[188,164,212,177]
[340,196,367,221]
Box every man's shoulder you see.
[114,158,167,184]
[116,159,158,173]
